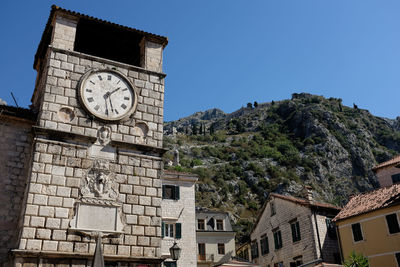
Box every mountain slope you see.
[163,93,400,242]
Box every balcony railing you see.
[198,253,214,262]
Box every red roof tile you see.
[333,183,400,222]
[372,155,400,171]
[270,193,341,211]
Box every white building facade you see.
[161,170,198,267]
[196,208,236,267]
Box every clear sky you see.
[1,0,399,121]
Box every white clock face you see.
[79,70,137,121]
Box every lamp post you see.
[169,242,181,261]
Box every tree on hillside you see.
[247,102,253,109]
[254,101,258,108]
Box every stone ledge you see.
[49,46,167,78]
[12,249,164,263]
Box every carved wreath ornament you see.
[80,159,118,200]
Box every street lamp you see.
[169,242,181,261]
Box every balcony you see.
[198,253,214,262]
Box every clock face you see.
[79,70,137,121]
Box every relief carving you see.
[80,159,118,200]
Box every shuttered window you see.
[162,185,180,200]
[260,235,269,255]
[291,221,301,242]
[161,222,181,239]
[273,230,282,249]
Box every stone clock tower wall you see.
[7,6,169,267]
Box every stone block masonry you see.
[18,139,163,258]
[0,118,34,262]
[33,48,165,148]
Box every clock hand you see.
[109,87,120,95]
[109,97,114,113]
[104,97,109,116]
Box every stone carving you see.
[97,126,112,145]
[57,107,75,122]
[80,159,118,200]
[132,122,148,144]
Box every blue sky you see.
[1,1,399,121]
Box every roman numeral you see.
[121,104,127,109]
[124,97,130,101]
[87,97,94,103]
[115,109,119,115]
[94,105,100,111]
[98,75,102,81]
[116,80,121,84]
[90,80,95,85]
[122,88,128,91]
[108,75,112,81]
[86,89,92,93]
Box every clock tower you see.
[13,6,168,267]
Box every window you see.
[162,222,181,239]
[396,252,400,267]
[218,243,225,254]
[290,256,303,267]
[251,240,259,259]
[74,18,143,67]
[198,219,205,230]
[271,201,276,216]
[260,235,269,255]
[274,262,284,267]
[217,219,224,230]
[162,185,180,200]
[351,223,363,242]
[391,173,400,184]
[291,221,301,242]
[164,262,177,267]
[386,213,400,234]
[326,218,337,239]
[273,229,283,249]
[198,243,206,260]
[207,218,215,230]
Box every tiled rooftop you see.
[372,155,400,171]
[333,183,400,222]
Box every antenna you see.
[10,92,19,108]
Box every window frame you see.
[270,201,276,216]
[162,221,182,239]
[395,252,400,267]
[251,240,259,259]
[216,219,224,230]
[290,220,301,242]
[260,234,269,255]
[385,213,400,234]
[351,223,364,242]
[391,173,400,184]
[162,185,180,200]
[198,219,205,230]
[164,223,175,238]
[218,243,225,255]
[273,229,283,250]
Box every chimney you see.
[304,185,313,202]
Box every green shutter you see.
[175,186,180,200]
[161,222,165,238]
[175,223,182,239]
[291,223,296,242]
[296,221,301,241]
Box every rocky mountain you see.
[163,93,400,243]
